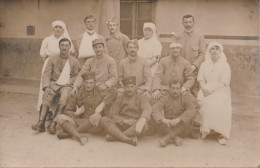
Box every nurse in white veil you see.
[197,42,232,145]
[138,22,162,76]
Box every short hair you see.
[182,14,195,21]
[59,38,71,46]
[169,79,181,86]
[127,39,139,48]
[84,15,95,23]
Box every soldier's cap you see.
[106,16,119,25]
[92,38,105,46]
[82,71,95,81]
[122,76,136,86]
[169,42,182,48]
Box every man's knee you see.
[56,114,75,126]
[100,116,113,127]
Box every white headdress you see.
[52,20,74,52]
[205,42,226,63]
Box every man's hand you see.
[96,83,107,91]
[161,118,171,127]
[135,118,146,135]
[191,65,197,72]
[70,87,78,95]
[137,88,143,95]
[169,118,181,127]
[89,113,102,127]
[74,105,85,116]
[143,90,151,99]
[203,88,212,97]
[44,87,54,97]
[181,87,187,93]
[118,80,124,88]
[95,102,105,114]
[152,90,161,100]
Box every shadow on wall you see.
[0,39,258,96]
[161,42,259,96]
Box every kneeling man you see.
[101,76,152,146]
[152,79,197,147]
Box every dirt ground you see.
[0,83,260,167]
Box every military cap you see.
[92,38,105,46]
[122,76,136,86]
[82,71,95,81]
[106,16,119,24]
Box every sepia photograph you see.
[0,0,259,167]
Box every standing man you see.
[152,42,195,100]
[118,40,152,98]
[105,16,130,66]
[152,80,197,147]
[172,14,206,96]
[76,15,107,67]
[32,38,80,134]
[101,76,152,146]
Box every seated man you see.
[118,39,152,98]
[72,38,118,95]
[32,38,80,133]
[56,72,107,145]
[152,42,195,100]
[100,76,152,146]
[152,80,197,147]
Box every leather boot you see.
[159,134,172,147]
[48,104,65,134]
[31,105,49,132]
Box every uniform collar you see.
[106,31,120,40]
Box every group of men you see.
[32,14,206,147]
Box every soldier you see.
[152,42,195,100]
[76,15,107,67]
[31,38,80,134]
[56,72,110,145]
[105,16,130,66]
[172,14,206,96]
[72,38,118,95]
[118,39,152,98]
[152,79,197,147]
[100,76,152,146]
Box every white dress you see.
[197,60,232,138]
[138,38,162,76]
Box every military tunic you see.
[73,54,118,89]
[105,31,130,66]
[41,55,80,106]
[118,56,152,91]
[152,56,195,91]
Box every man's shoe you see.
[106,134,117,142]
[31,121,45,132]
[159,135,172,148]
[172,136,182,146]
[48,121,57,134]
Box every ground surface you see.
[0,79,260,168]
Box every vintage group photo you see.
[0,0,259,167]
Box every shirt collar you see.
[128,55,137,63]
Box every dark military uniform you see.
[57,85,114,133]
[107,92,152,136]
[152,92,197,137]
